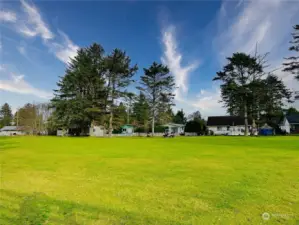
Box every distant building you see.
[280,114,299,134]
[121,125,134,135]
[89,125,106,137]
[162,123,185,135]
[0,126,25,136]
[207,116,252,135]
[259,123,274,136]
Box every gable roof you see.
[207,116,252,126]
[286,114,299,124]
[162,123,185,127]
[0,126,18,131]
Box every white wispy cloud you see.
[199,0,299,114]
[0,10,17,22]
[14,0,79,64]
[0,73,52,99]
[215,0,299,58]
[160,24,225,116]
[192,87,224,117]
[48,31,79,64]
[19,0,54,40]
[161,25,199,101]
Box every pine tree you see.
[0,103,13,128]
[132,92,150,132]
[52,43,106,132]
[138,62,175,136]
[213,52,263,136]
[283,25,299,81]
[104,49,138,136]
[173,109,187,124]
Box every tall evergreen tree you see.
[138,62,175,136]
[104,49,138,136]
[0,103,13,128]
[259,74,292,121]
[283,25,299,81]
[112,102,127,130]
[124,92,135,124]
[132,92,150,132]
[214,52,263,136]
[52,43,106,132]
[173,109,187,124]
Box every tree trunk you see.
[152,111,155,137]
[244,103,248,136]
[108,111,113,137]
[252,118,256,135]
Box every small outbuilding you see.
[162,123,185,135]
[89,125,105,137]
[0,126,25,136]
[121,124,134,135]
[259,124,274,136]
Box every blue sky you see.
[1,0,299,116]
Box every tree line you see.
[1,25,298,136]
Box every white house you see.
[0,126,25,136]
[89,125,106,137]
[207,116,252,136]
[162,123,185,135]
[280,114,299,134]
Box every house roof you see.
[286,114,299,124]
[207,116,252,126]
[0,126,20,131]
[121,124,133,128]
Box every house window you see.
[217,126,221,131]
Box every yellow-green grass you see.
[0,136,298,224]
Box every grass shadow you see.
[0,138,19,151]
[0,189,179,225]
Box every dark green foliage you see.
[104,49,138,136]
[173,109,187,124]
[214,52,292,135]
[259,74,292,120]
[214,52,264,135]
[286,107,299,115]
[185,111,206,135]
[132,92,150,131]
[112,102,127,130]
[138,62,175,135]
[52,43,107,132]
[0,103,13,128]
[283,25,299,81]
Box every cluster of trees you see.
[214,24,299,135]
[50,43,176,136]
[1,25,298,136]
[0,103,52,134]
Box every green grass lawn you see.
[0,136,298,224]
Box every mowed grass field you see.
[0,136,299,224]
